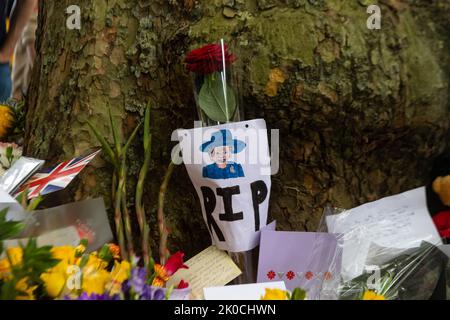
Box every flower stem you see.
[158,161,175,265]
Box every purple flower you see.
[130,267,147,295]
[153,289,165,300]
[140,285,153,300]
[69,292,120,300]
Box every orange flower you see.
[108,244,121,260]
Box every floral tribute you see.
[0,209,189,301]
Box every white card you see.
[204,281,286,300]
[326,187,443,281]
[178,119,271,252]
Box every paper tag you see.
[167,245,242,300]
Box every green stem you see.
[158,161,175,265]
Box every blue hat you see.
[200,129,246,154]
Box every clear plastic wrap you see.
[0,156,44,194]
[318,202,447,300]
[3,198,113,252]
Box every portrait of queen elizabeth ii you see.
[200,129,246,180]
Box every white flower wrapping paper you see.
[178,119,272,252]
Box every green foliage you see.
[199,73,236,122]
[290,288,307,300]
[1,239,59,300]
[0,208,24,255]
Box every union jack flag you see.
[15,150,101,199]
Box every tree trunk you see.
[25,0,450,258]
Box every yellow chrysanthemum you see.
[261,288,289,300]
[363,290,386,300]
[0,105,14,139]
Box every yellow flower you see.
[0,105,14,139]
[15,278,37,300]
[75,244,86,256]
[82,266,111,295]
[41,272,67,298]
[84,253,108,270]
[6,247,23,266]
[261,288,289,300]
[108,260,130,295]
[51,246,76,265]
[0,258,11,280]
[363,290,385,300]
[110,260,130,283]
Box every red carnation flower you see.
[164,251,188,276]
[432,211,450,238]
[267,270,276,280]
[305,271,314,280]
[286,270,295,280]
[176,280,189,289]
[185,43,237,75]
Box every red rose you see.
[432,211,450,238]
[176,280,189,289]
[286,270,295,280]
[185,43,237,75]
[267,270,276,280]
[164,251,188,276]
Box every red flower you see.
[267,270,276,280]
[286,270,295,280]
[324,271,333,281]
[177,280,189,289]
[433,211,450,238]
[185,43,237,75]
[305,271,314,280]
[164,251,189,276]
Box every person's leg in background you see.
[0,63,12,101]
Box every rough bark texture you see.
[25,0,450,258]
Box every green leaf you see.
[26,195,44,212]
[198,73,236,122]
[0,208,24,241]
[291,288,307,300]
[143,103,151,151]
[123,121,142,156]
[86,120,118,167]
[109,108,122,156]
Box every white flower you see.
[0,142,23,169]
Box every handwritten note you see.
[326,187,443,281]
[167,245,242,300]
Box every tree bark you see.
[25,0,450,258]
